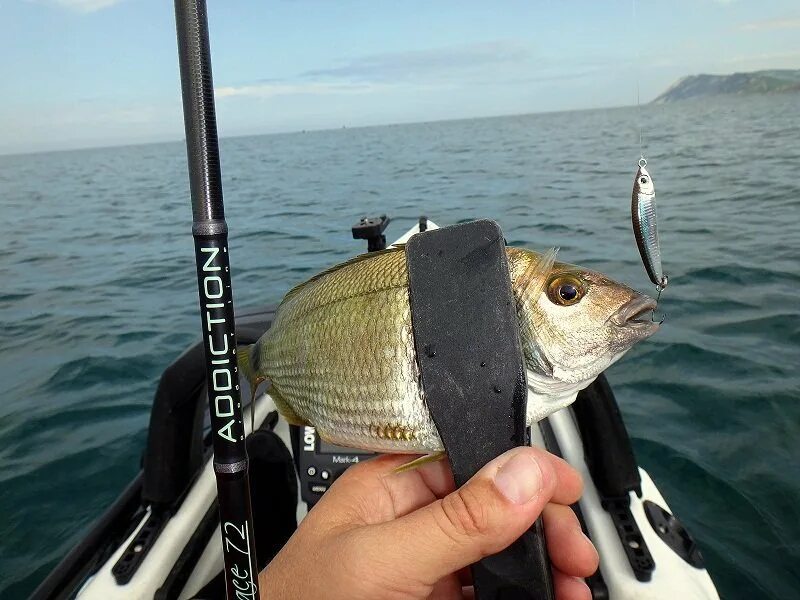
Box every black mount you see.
[352,215,390,252]
[644,500,705,569]
[406,220,554,600]
[572,376,655,582]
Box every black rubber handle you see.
[406,220,554,600]
[471,518,554,600]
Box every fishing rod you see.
[174,1,259,598]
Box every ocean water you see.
[1,93,798,599]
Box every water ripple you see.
[1,93,799,599]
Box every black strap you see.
[406,220,554,600]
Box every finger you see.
[553,568,591,600]
[379,456,458,513]
[547,454,584,506]
[314,447,579,530]
[363,446,560,586]
[315,454,457,524]
[543,504,599,578]
[426,574,462,599]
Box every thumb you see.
[369,446,557,586]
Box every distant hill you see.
[652,69,800,103]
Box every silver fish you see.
[632,163,667,289]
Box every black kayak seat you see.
[141,309,276,507]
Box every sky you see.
[1,0,799,154]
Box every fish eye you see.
[640,177,648,184]
[560,284,577,301]
[546,275,585,306]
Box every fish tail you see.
[237,344,263,433]
[237,344,266,405]
[237,344,261,393]
[237,344,307,428]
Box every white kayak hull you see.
[35,220,719,599]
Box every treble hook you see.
[652,274,668,324]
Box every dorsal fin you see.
[281,245,406,306]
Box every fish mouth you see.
[610,296,660,332]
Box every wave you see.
[683,264,800,286]
[43,355,157,391]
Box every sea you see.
[1,93,798,599]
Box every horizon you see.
[0,86,793,159]
[0,99,643,158]
[2,0,800,155]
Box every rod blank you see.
[174,1,260,598]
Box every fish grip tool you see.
[406,220,555,600]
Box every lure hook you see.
[651,275,668,323]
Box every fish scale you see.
[259,251,435,452]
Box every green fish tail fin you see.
[238,344,265,433]
[237,344,262,393]
[237,344,308,428]
[392,452,447,474]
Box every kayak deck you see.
[33,220,719,599]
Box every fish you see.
[631,162,668,289]
[239,245,659,455]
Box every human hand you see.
[258,446,598,600]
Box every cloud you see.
[722,50,800,66]
[300,41,530,83]
[739,17,800,32]
[215,40,610,100]
[214,81,391,99]
[215,41,539,100]
[214,40,616,104]
[32,0,123,13]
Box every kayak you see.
[32,219,720,600]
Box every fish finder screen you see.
[317,439,372,455]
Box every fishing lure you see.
[631,158,668,299]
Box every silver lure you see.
[631,160,667,290]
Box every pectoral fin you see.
[516,247,558,299]
[392,452,447,474]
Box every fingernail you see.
[493,450,543,504]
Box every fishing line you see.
[631,0,668,324]
[632,0,644,161]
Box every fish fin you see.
[237,344,263,392]
[271,389,308,426]
[281,246,406,305]
[238,344,309,428]
[237,345,266,434]
[516,247,558,299]
[392,452,447,474]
